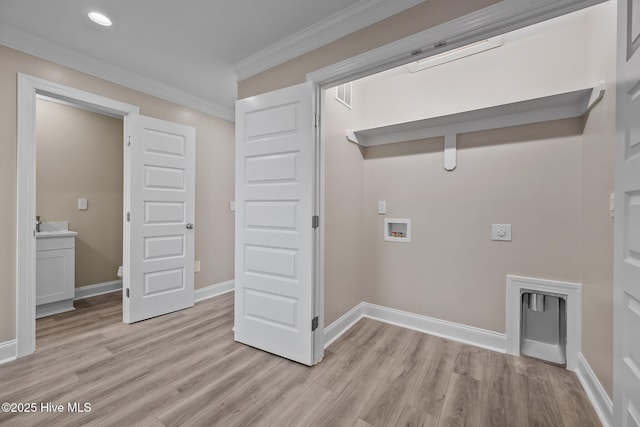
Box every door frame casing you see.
[312,84,324,363]
[16,74,139,357]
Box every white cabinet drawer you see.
[36,236,75,252]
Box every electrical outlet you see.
[194,261,201,272]
[229,201,236,212]
[491,224,512,241]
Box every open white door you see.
[124,115,196,323]
[614,0,640,424]
[235,82,317,365]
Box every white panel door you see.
[125,115,196,323]
[235,82,317,365]
[615,1,640,425]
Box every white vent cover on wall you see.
[406,36,503,73]
[335,82,352,109]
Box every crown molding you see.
[0,22,234,121]
[233,0,425,81]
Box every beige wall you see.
[323,82,366,325]
[359,9,592,128]
[0,45,235,342]
[36,99,123,288]
[580,0,617,397]
[237,0,499,99]
[361,120,583,332]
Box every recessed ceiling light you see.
[88,12,112,27]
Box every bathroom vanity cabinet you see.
[36,224,77,318]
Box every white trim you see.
[35,300,75,319]
[576,352,614,427]
[313,83,325,364]
[506,275,582,370]
[362,302,506,353]
[0,340,17,365]
[0,23,233,121]
[323,304,365,349]
[307,0,606,88]
[16,74,37,359]
[16,74,139,359]
[74,280,123,300]
[37,94,122,119]
[233,0,425,81]
[194,280,235,302]
[323,301,506,353]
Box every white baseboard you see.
[361,302,507,353]
[195,280,234,302]
[74,279,234,303]
[36,299,75,319]
[0,340,16,365]
[323,301,506,354]
[75,280,122,300]
[323,303,365,349]
[575,352,613,427]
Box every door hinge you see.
[312,215,319,229]
[314,113,319,128]
[126,288,130,298]
[126,212,131,222]
[312,316,319,332]
[127,136,131,146]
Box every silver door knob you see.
[186,223,194,229]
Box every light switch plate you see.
[78,198,88,210]
[377,201,386,215]
[229,201,236,212]
[194,260,201,272]
[492,224,512,241]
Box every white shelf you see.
[346,85,605,170]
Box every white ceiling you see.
[0,0,422,120]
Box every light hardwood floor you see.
[0,291,601,426]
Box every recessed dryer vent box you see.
[384,218,411,242]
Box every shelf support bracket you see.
[346,130,359,145]
[444,133,457,171]
[586,81,606,113]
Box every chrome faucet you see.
[36,216,41,233]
